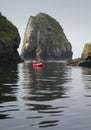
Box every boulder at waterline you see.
[21,13,73,61]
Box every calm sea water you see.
[0,62,91,130]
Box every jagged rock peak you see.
[21,12,73,61]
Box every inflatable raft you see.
[33,63,44,68]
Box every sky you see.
[0,0,91,58]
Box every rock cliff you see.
[81,43,91,59]
[21,13,73,61]
[0,13,23,64]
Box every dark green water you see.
[0,62,91,130]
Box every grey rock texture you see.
[21,13,73,61]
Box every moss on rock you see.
[0,13,23,63]
[81,43,91,59]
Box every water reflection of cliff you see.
[82,67,91,90]
[0,65,19,119]
[22,62,69,101]
[20,62,70,127]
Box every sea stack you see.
[21,13,73,61]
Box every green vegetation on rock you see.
[0,12,20,47]
[81,43,91,59]
[0,13,23,63]
[32,13,62,31]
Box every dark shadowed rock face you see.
[0,13,23,64]
[21,13,73,61]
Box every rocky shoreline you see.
[0,12,91,67]
[67,56,91,67]
[67,43,91,67]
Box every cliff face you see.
[81,43,91,59]
[0,13,23,64]
[21,13,73,61]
